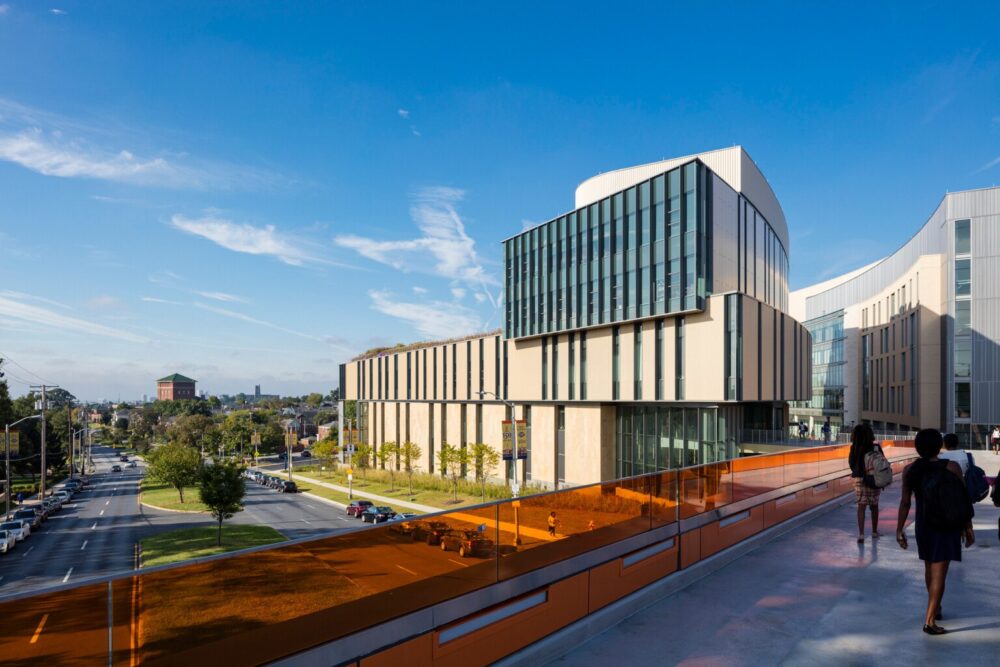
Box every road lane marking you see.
[301,519,312,524]
[396,564,417,575]
[448,559,469,567]
[99,510,105,516]
[105,500,110,506]
[91,522,98,530]
[21,546,33,558]
[81,540,88,551]
[29,614,48,643]
[62,567,73,582]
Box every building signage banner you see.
[7,431,18,455]
[284,432,297,448]
[516,420,528,459]
[501,420,513,460]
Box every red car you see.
[346,500,374,517]
[440,529,494,558]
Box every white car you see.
[0,520,26,542]
[0,530,15,553]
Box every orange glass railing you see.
[0,441,915,665]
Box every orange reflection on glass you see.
[679,462,733,519]
[648,470,679,527]
[497,479,650,581]
[0,581,109,665]
[732,454,786,501]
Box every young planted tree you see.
[352,442,373,480]
[198,459,246,546]
[469,442,501,502]
[377,442,399,491]
[437,443,467,503]
[312,437,339,469]
[400,441,422,495]
[146,442,202,503]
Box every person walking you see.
[849,424,881,543]
[938,433,970,476]
[547,511,558,537]
[991,426,1000,454]
[896,429,975,635]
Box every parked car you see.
[439,529,495,558]
[411,520,451,545]
[346,500,374,517]
[119,455,129,462]
[0,520,27,542]
[299,450,312,458]
[361,506,396,524]
[278,481,298,493]
[126,461,137,468]
[268,476,282,489]
[13,508,41,529]
[54,490,72,503]
[387,513,420,535]
[111,464,122,473]
[0,530,14,553]
[42,498,61,516]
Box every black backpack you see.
[921,464,973,531]
[965,453,990,503]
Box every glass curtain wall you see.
[615,405,739,477]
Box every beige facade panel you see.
[662,318,677,401]
[760,307,775,401]
[587,327,613,402]
[565,405,604,485]
[531,405,556,486]
[742,300,760,401]
[685,297,725,401]
[619,325,635,402]
[641,321,657,401]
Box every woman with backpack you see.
[848,424,882,543]
[896,429,975,635]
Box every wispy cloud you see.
[0,293,148,343]
[192,302,353,354]
[87,295,122,309]
[50,8,65,15]
[398,108,410,119]
[335,186,498,304]
[171,214,336,267]
[412,286,428,295]
[0,290,72,310]
[0,98,279,189]
[0,5,10,15]
[975,155,1000,173]
[195,291,250,304]
[369,290,482,339]
[141,296,183,305]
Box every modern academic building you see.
[340,147,812,487]
[790,186,1000,448]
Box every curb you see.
[138,499,206,514]
[301,491,348,510]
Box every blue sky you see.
[0,2,998,400]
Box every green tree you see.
[312,437,339,468]
[305,392,324,408]
[400,441,422,495]
[146,442,202,503]
[469,443,501,502]
[437,443,467,503]
[168,414,215,449]
[351,442,373,480]
[343,400,357,421]
[199,459,246,546]
[377,441,399,491]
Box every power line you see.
[0,352,52,385]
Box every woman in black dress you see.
[896,429,975,634]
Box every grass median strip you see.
[140,479,208,512]
[141,525,286,567]
[290,477,426,514]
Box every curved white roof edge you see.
[574,146,789,251]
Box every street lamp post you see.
[477,390,522,547]
[6,415,42,518]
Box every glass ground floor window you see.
[615,404,739,477]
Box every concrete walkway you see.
[551,454,1000,666]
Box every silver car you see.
[0,520,26,542]
[0,529,15,553]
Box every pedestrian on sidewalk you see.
[991,426,1000,454]
[937,433,970,476]
[896,428,975,635]
[547,511,558,537]
[849,424,881,542]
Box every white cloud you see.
[369,290,482,339]
[451,287,466,300]
[474,292,487,303]
[0,289,72,310]
[0,293,148,343]
[193,302,319,340]
[335,187,498,297]
[412,286,428,294]
[398,108,410,119]
[0,5,10,15]
[50,8,65,15]
[195,291,250,304]
[87,295,122,309]
[411,127,421,137]
[976,155,1000,173]
[171,214,331,267]
[140,296,182,305]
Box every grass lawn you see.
[140,479,208,512]
[292,468,494,509]
[141,525,286,567]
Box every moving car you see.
[361,506,396,523]
[13,508,42,529]
[278,480,298,493]
[410,520,451,545]
[126,461,137,468]
[0,520,27,542]
[54,490,72,504]
[439,529,495,558]
[299,450,312,458]
[119,455,129,462]
[111,464,122,473]
[0,530,14,554]
[346,500,374,517]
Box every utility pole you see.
[67,401,74,480]
[30,385,57,501]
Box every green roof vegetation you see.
[350,329,502,362]
[157,373,197,383]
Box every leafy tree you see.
[351,442,373,480]
[312,437,339,468]
[400,441,422,495]
[168,414,215,449]
[469,443,501,502]
[199,459,246,546]
[305,392,324,408]
[343,400,357,421]
[314,409,336,426]
[220,411,255,457]
[437,443,467,503]
[206,395,222,409]
[147,442,202,503]
[0,377,13,430]
[377,441,399,491]
[235,393,248,406]
[44,388,77,409]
